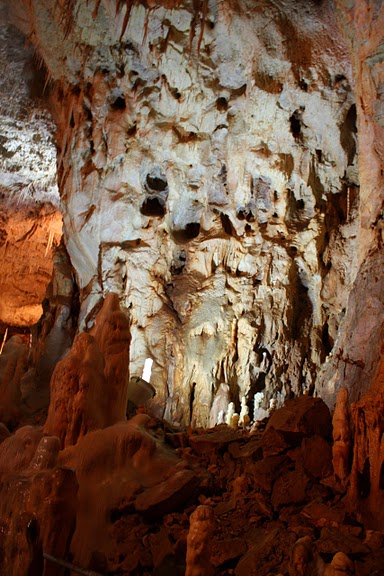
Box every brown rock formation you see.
[0,335,29,428]
[332,387,351,482]
[348,352,384,530]
[44,293,130,446]
[186,505,216,576]
[317,0,384,403]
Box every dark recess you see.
[140,197,166,217]
[289,108,304,139]
[111,95,126,110]
[146,174,168,192]
[357,458,371,499]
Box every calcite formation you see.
[0,0,384,574]
[0,335,28,428]
[332,387,351,482]
[44,293,130,446]
[348,353,384,530]
[8,0,363,426]
[186,505,216,576]
[316,0,384,404]
[0,1,61,326]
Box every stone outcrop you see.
[0,335,29,428]
[185,504,216,576]
[1,390,384,574]
[332,387,351,482]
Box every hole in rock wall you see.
[220,212,236,236]
[146,173,168,192]
[216,96,228,111]
[321,322,334,359]
[173,222,201,242]
[111,95,127,110]
[289,108,304,139]
[140,196,166,216]
[189,382,197,425]
[341,104,357,165]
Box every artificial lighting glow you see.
[142,358,153,383]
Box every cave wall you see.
[6,0,367,426]
[0,0,61,326]
[317,0,384,404]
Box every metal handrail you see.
[43,552,105,576]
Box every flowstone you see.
[10,0,360,425]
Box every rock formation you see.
[0,0,383,573]
[332,387,351,482]
[186,505,216,576]
[348,353,384,530]
[316,0,384,403]
[0,335,28,428]
[4,0,369,427]
[0,1,61,327]
[44,293,130,446]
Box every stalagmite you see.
[332,387,351,481]
[186,505,216,576]
[239,397,249,427]
[254,392,270,422]
[44,293,131,446]
[289,536,324,576]
[210,383,230,427]
[29,436,61,471]
[225,402,235,427]
[323,552,355,575]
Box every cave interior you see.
[0,0,383,574]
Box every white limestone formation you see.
[6,0,373,426]
[225,402,235,428]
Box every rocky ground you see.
[102,407,384,576]
[0,291,382,576]
[0,393,383,575]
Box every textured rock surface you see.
[348,352,384,530]
[0,204,61,326]
[316,0,384,404]
[0,0,61,326]
[0,335,29,428]
[9,0,364,425]
[44,293,130,446]
[1,395,384,574]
